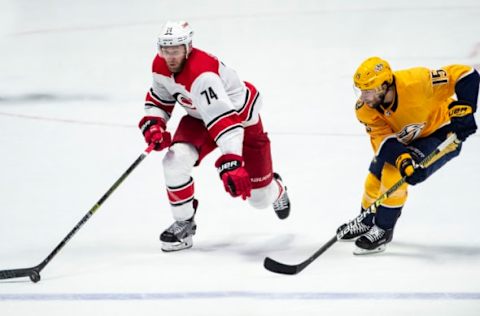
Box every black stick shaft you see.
[37,145,154,272]
[0,144,155,281]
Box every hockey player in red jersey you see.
[138,21,291,252]
[338,57,479,255]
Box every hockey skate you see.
[160,200,198,252]
[273,173,290,220]
[337,213,374,241]
[353,225,393,255]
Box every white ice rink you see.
[1,0,480,315]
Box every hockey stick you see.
[264,133,460,275]
[0,143,155,283]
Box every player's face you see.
[159,45,187,73]
[359,85,386,108]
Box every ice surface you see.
[1,0,479,315]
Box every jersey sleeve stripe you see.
[145,91,175,116]
[144,101,174,117]
[237,87,250,114]
[206,110,243,142]
[245,92,260,121]
[149,88,176,105]
[206,109,237,129]
[238,81,260,122]
[144,104,171,119]
[214,124,244,143]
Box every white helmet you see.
[157,21,194,55]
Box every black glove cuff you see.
[217,160,241,177]
[448,101,474,118]
[215,154,244,177]
[140,119,158,134]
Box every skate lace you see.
[348,221,371,234]
[363,225,385,242]
[273,191,289,211]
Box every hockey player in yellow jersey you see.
[338,57,479,254]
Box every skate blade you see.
[353,244,386,255]
[161,236,193,252]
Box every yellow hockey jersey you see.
[356,64,474,156]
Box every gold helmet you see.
[353,57,393,90]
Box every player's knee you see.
[380,163,409,206]
[383,192,407,208]
[381,163,403,187]
[361,172,381,210]
[162,143,198,180]
[364,172,380,196]
[382,182,408,206]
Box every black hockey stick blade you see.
[0,266,41,283]
[264,235,338,275]
[263,257,303,275]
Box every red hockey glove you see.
[448,101,477,141]
[138,116,171,151]
[215,154,252,200]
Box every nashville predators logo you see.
[396,123,426,144]
[374,63,384,72]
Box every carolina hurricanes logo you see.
[396,123,426,144]
[173,93,195,109]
